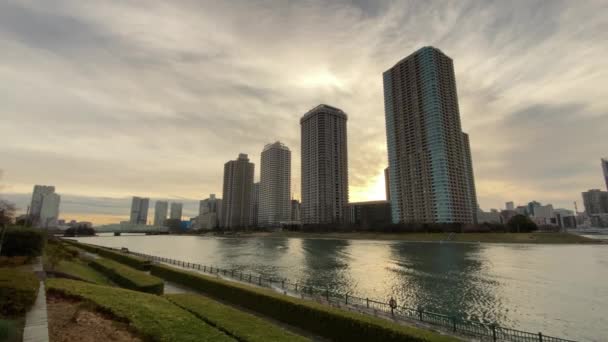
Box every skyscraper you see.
[29,185,55,226]
[602,158,608,191]
[384,167,391,202]
[300,104,349,224]
[153,201,168,226]
[506,201,515,211]
[250,182,260,227]
[259,142,291,227]
[221,153,255,228]
[39,192,60,228]
[170,202,183,220]
[129,196,149,225]
[383,46,477,224]
[199,194,222,229]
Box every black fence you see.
[116,247,575,342]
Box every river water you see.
[74,234,608,341]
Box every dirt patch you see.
[47,294,142,342]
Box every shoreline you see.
[217,231,603,244]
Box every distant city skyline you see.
[1,1,607,223]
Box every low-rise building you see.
[348,201,391,229]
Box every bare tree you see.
[0,199,16,225]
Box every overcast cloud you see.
[1,0,607,224]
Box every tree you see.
[0,199,16,225]
[165,219,181,233]
[507,214,538,233]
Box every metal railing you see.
[112,247,576,342]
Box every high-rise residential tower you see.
[383,46,478,224]
[602,158,608,191]
[300,104,349,224]
[39,192,60,228]
[384,167,391,202]
[129,196,149,225]
[170,202,183,220]
[221,153,255,228]
[29,185,55,226]
[250,182,260,227]
[153,201,168,226]
[199,194,222,229]
[259,142,291,227]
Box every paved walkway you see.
[23,259,49,342]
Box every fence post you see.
[232,270,235,277]
[345,294,348,305]
[249,274,252,283]
[366,298,369,308]
[282,280,285,289]
[240,272,243,280]
[295,283,298,291]
[451,317,456,332]
[326,288,329,302]
[203,265,206,272]
[491,324,497,342]
[418,307,423,321]
[538,332,543,342]
[258,276,262,285]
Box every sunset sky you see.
[1,0,607,224]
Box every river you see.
[74,234,608,341]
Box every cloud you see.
[1,0,607,222]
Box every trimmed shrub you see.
[0,319,19,342]
[167,293,310,342]
[46,278,234,342]
[62,240,150,270]
[90,258,163,294]
[151,265,456,342]
[0,268,39,316]
[0,227,45,257]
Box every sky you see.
[1,0,607,224]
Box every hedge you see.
[0,319,19,342]
[62,240,150,270]
[90,258,164,294]
[0,268,39,316]
[151,265,457,342]
[0,227,45,257]
[167,293,310,342]
[46,278,234,342]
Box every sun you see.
[350,170,387,202]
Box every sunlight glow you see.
[349,169,387,202]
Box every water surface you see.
[75,234,608,341]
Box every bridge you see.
[94,223,170,235]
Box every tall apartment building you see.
[29,185,56,226]
[505,201,515,211]
[258,142,291,227]
[383,46,477,224]
[301,104,349,225]
[221,153,255,228]
[39,192,60,228]
[384,167,391,202]
[199,194,222,229]
[129,196,149,225]
[170,202,183,220]
[582,189,608,214]
[602,158,608,191]
[290,199,301,221]
[153,201,168,226]
[250,182,260,227]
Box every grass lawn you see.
[46,278,235,342]
[167,293,310,342]
[242,231,597,244]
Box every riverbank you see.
[228,231,600,244]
